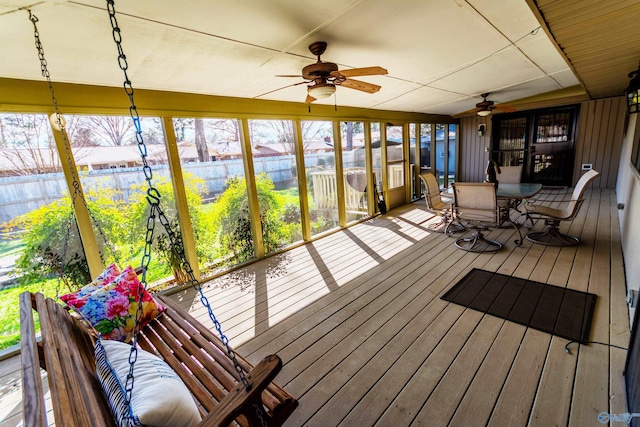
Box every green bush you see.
[8,186,127,290]
[281,203,301,224]
[125,173,207,283]
[208,173,286,264]
[6,173,207,289]
[311,215,337,234]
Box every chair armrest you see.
[525,198,580,211]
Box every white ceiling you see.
[0,0,581,116]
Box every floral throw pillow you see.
[75,266,165,342]
[60,263,121,307]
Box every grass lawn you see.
[0,238,24,259]
[0,238,57,350]
[0,278,58,349]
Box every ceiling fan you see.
[275,41,388,104]
[474,93,516,116]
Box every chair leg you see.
[526,220,580,246]
[444,219,465,236]
[427,212,466,234]
[524,213,536,230]
[454,230,502,252]
[426,214,448,233]
[501,209,523,247]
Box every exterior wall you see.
[616,113,640,324]
[458,115,492,182]
[458,97,626,188]
[575,97,627,188]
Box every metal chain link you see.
[105,2,256,416]
[28,11,120,293]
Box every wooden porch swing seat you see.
[20,291,298,427]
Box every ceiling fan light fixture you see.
[477,109,492,117]
[308,82,336,99]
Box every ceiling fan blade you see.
[332,66,388,77]
[254,81,307,98]
[305,94,317,104]
[276,74,305,78]
[338,78,381,94]
[494,104,517,112]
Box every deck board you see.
[0,188,630,427]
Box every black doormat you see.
[442,268,597,343]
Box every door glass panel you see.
[435,124,446,185]
[535,111,571,142]
[492,106,578,186]
[386,125,404,189]
[496,116,527,167]
[531,110,574,183]
[341,121,367,222]
[302,120,339,237]
[448,124,457,185]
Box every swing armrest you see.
[20,292,116,427]
[20,292,47,427]
[200,355,283,427]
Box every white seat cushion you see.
[95,339,202,427]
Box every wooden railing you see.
[311,166,404,211]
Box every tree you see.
[206,119,240,142]
[250,120,327,155]
[63,115,97,147]
[87,116,133,146]
[141,117,164,145]
[173,118,192,142]
[194,118,210,162]
[0,114,61,175]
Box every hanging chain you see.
[28,11,77,186]
[29,11,82,295]
[105,1,254,414]
[28,11,120,295]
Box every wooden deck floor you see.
[0,187,630,426]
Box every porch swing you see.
[19,3,297,427]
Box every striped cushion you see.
[95,339,202,427]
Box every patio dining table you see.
[443,182,543,224]
[493,182,543,201]
[442,182,543,201]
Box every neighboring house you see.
[0,139,347,176]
